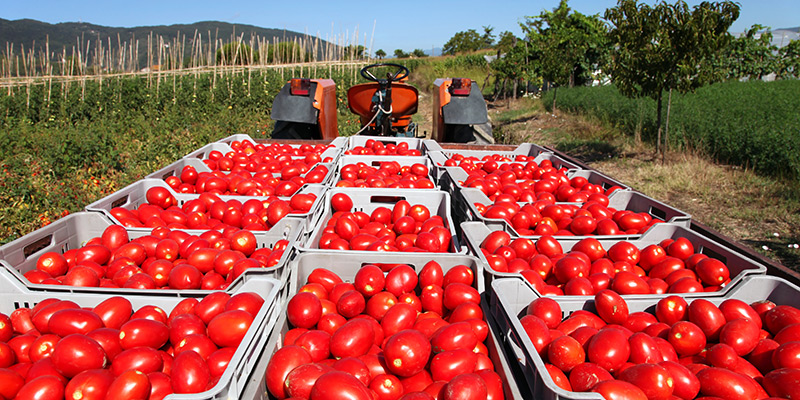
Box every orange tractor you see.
[271,63,493,143]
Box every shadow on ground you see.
[741,236,800,273]
[555,139,621,163]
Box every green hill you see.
[0,18,331,68]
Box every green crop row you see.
[543,80,800,180]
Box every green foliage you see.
[481,26,496,49]
[0,65,365,242]
[778,39,800,79]
[442,29,484,55]
[342,45,367,60]
[375,49,387,59]
[715,25,778,80]
[411,49,428,58]
[605,0,739,99]
[394,49,409,58]
[216,42,259,65]
[522,0,609,88]
[545,81,800,179]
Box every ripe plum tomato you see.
[331,193,354,212]
[594,289,629,325]
[265,345,313,399]
[527,297,562,329]
[591,380,648,400]
[668,321,707,356]
[207,310,254,347]
[587,328,630,373]
[309,371,373,400]
[330,319,374,359]
[547,335,585,373]
[51,334,108,378]
[383,330,432,377]
[287,292,323,329]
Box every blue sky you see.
[3,0,798,53]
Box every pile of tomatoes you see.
[521,290,800,399]
[164,160,331,197]
[0,292,263,399]
[344,140,423,156]
[24,224,288,290]
[108,186,316,232]
[317,193,453,252]
[266,262,503,400]
[336,161,435,189]
[226,140,336,159]
[480,232,732,296]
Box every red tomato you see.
[696,367,761,400]
[383,330,432,377]
[330,319,374,359]
[618,363,675,400]
[108,369,151,400]
[15,375,66,400]
[591,380,648,400]
[719,318,760,356]
[64,369,114,400]
[687,299,727,341]
[265,345,313,398]
[655,295,688,325]
[51,334,107,378]
[47,309,104,336]
[763,368,800,399]
[207,310,254,348]
[441,373,487,400]
[110,347,163,376]
[668,321,707,356]
[287,292,323,329]
[171,351,210,394]
[594,289,629,325]
[569,362,613,392]
[285,363,332,399]
[587,328,630,372]
[119,318,169,349]
[527,297,562,329]
[309,371,373,400]
[331,193,354,212]
[548,335,585,373]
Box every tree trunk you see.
[664,88,672,163]
[552,87,558,114]
[655,90,663,158]
[513,79,518,100]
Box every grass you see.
[489,98,800,270]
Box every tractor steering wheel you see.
[360,63,409,82]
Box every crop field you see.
[543,81,800,180]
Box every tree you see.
[522,0,609,109]
[442,29,483,55]
[393,49,409,58]
[496,31,517,54]
[342,45,366,60]
[375,49,387,59]
[605,0,739,159]
[216,42,259,65]
[717,25,778,80]
[778,39,800,79]
[481,26,496,49]
[411,49,428,58]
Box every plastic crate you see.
[333,155,436,186]
[0,266,280,400]
[429,147,580,171]
[297,187,462,254]
[183,142,234,160]
[147,158,212,180]
[344,136,427,155]
[455,187,690,241]
[462,221,768,300]
[0,211,302,292]
[238,252,527,399]
[489,274,797,400]
[85,178,326,234]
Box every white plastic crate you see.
[0,266,280,400]
[490,274,798,400]
[344,136,427,155]
[0,211,302,292]
[461,221,767,300]
[333,155,436,187]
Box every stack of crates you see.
[0,134,789,400]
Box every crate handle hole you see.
[370,196,406,204]
[111,195,130,209]
[649,206,668,221]
[160,172,174,179]
[23,235,53,259]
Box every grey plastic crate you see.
[490,274,798,400]
[147,158,212,181]
[297,187,462,254]
[238,251,525,399]
[0,266,280,400]
[334,155,436,187]
[183,142,234,160]
[429,147,580,172]
[0,211,302,292]
[455,187,688,239]
[462,221,767,301]
[345,136,427,155]
[85,178,326,234]
[238,296,527,400]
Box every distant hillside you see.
[0,18,333,68]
